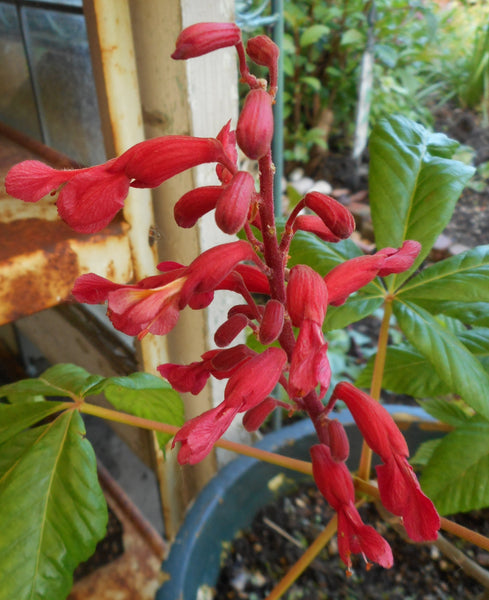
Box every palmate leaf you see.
[0,409,107,600]
[416,300,489,327]
[0,363,104,403]
[393,300,489,420]
[369,115,474,288]
[399,245,489,303]
[420,422,489,515]
[99,372,185,449]
[356,327,489,398]
[355,345,451,398]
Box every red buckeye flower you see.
[172,22,241,60]
[303,192,355,240]
[236,89,274,160]
[173,347,287,464]
[331,382,440,542]
[311,444,393,570]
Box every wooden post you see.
[128,0,242,536]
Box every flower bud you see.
[287,265,328,327]
[246,35,279,69]
[236,89,274,160]
[214,313,249,347]
[327,419,350,462]
[303,192,355,239]
[172,22,241,60]
[258,299,284,345]
[292,215,340,243]
[246,35,279,93]
[215,171,255,234]
[216,121,238,183]
[242,397,277,431]
[174,186,222,228]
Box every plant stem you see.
[77,403,489,553]
[357,298,393,480]
[77,401,313,476]
[264,515,338,600]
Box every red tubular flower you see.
[303,192,355,239]
[173,348,286,464]
[258,299,284,345]
[324,242,422,306]
[174,186,222,228]
[331,382,440,542]
[292,215,341,243]
[236,89,274,160]
[287,265,328,327]
[215,170,255,234]
[377,240,422,276]
[313,416,350,462]
[288,320,330,399]
[224,347,287,412]
[324,254,387,306]
[114,136,229,188]
[6,159,130,233]
[171,22,241,60]
[174,402,241,465]
[158,356,216,395]
[179,240,261,307]
[311,444,393,570]
[219,264,270,296]
[5,160,82,203]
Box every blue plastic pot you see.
[156,405,436,600]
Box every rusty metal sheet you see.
[0,128,133,327]
[68,463,167,600]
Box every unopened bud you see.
[214,313,248,347]
[174,186,222,228]
[215,170,255,234]
[172,22,241,60]
[246,35,279,68]
[377,240,421,276]
[327,419,350,462]
[242,397,277,431]
[292,215,340,243]
[236,89,274,160]
[303,192,355,239]
[287,265,328,327]
[259,299,284,345]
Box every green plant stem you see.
[357,298,393,481]
[77,401,313,476]
[264,515,338,600]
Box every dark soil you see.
[215,485,489,600]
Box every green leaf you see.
[289,233,363,272]
[299,24,330,47]
[355,345,451,398]
[0,411,107,600]
[324,295,384,332]
[420,397,472,427]
[416,300,489,327]
[399,245,489,303]
[369,116,475,287]
[410,438,442,467]
[340,28,364,46]
[458,328,489,371]
[420,423,489,514]
[102,374,184,449]
[300,76,321,92]
[393,300,489,420]
[0,364,104,402]
[0,400,65,445]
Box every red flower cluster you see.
[5,21,440,571]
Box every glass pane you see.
[25,1,83,9]
[0,4,41,139]
[23,7,105,165]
